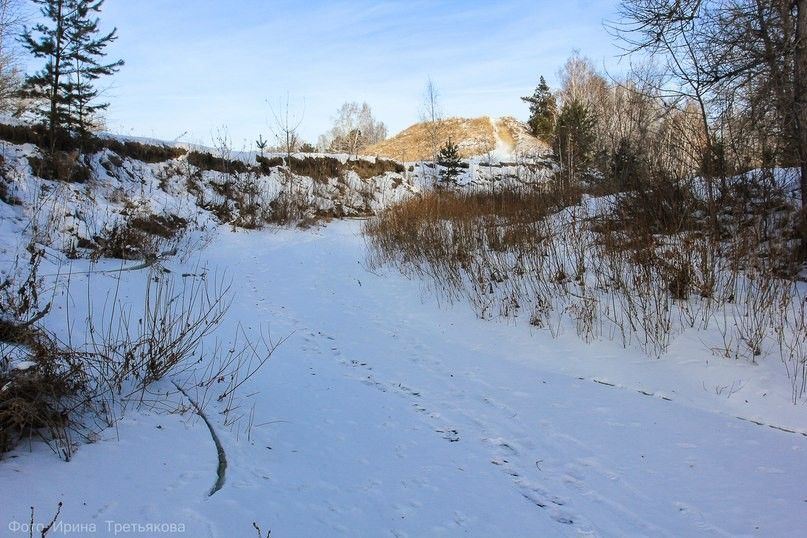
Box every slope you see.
[365,116,551,162]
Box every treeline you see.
[523,55,706,188]
[522,0,807,250]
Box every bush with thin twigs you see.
[85,268,233,396]
[2,261,278,459]
[0,229,81,459]
[1,222,278,459]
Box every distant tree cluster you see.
[318,101,387,155]
[522,0,807,238]
[614,1,805,245]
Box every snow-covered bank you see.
[0,133,417,257]
[1,221,805,536]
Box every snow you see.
[488,117,513,161]
[1,220,806,536]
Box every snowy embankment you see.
[0,221,805,537]
[0,132,417,256]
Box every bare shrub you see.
[0,230,86,459]
[85,268,232,399]
[776,287,807,403]
[267,173,315,226]
[1,259,279,460]
[256,154,404,183]
[100,139,185,163]
[0,335,89,460]
[187,150,250,175]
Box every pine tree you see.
[521,76,556,140]
[437,138,462,185]
[20,0,122,151]
[554,99,595,183]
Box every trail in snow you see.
[1,220,805,537]
[489,117,513,161]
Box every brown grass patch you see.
[0,122,186,163]
[28,152,90,183]
[187,151,250,174]
[256,155,404,182]
[128,214,188,239]
[102,139,186,163]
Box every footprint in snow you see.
[518,488,575,525]
[435,428,460,442]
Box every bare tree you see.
[614,0,807,249]
[420,77,443,166]
[317,101,387,156]
[268,93,304,161]
[0,0,23,113]
[794,0,807,247]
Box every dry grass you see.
[102,139,186,163]
[1,259,276,460]
[90,211,188,261]
[365,174,807,401]
[256,155,404,182]
[187,151,250,175]
[27,152,90,183]
[0,122,186,163]
[364,184,581,300]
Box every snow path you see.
[2,220,806,536]
[489,118,512,160]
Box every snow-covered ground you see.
[2,220,805,537]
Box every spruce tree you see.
[65,0,123,139]
[521,76,556,141]
[437,138,462,185]
[554,99,595,183]
[20,0,122,151]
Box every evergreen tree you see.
[554,99,595,183]
[609,136,643,190]
[521,76,556,140]
[64,0,123,139]
[437,138,462,185]
[20,0,122,151]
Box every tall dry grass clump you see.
[364,171,807,402]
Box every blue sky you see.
[40,0,624,148]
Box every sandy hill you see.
[365,116,551,162]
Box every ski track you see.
[2,221,806,537]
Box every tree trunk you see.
[795,0,807,253]
[49,0,64,155]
